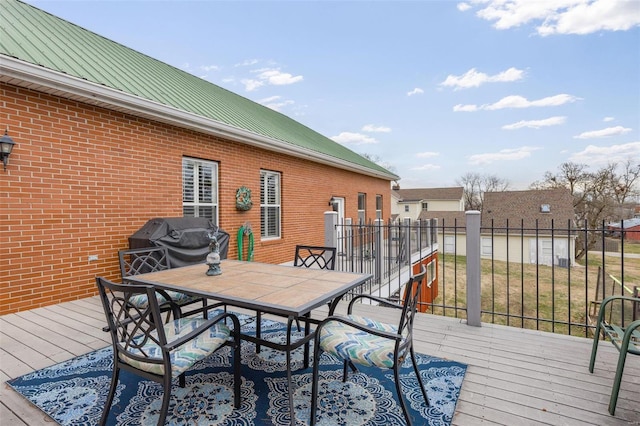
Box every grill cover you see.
[128,217,229,267]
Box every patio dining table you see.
[127,259,372,424]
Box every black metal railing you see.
[331,216,639,338]
[333,218,437,300]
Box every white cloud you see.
[453,104,479,112]
[200,65,220,72]
[468,146,541,165]
[457,2,472,12]
[455,94,580,112]
[331,132,378,145]
[254,68,303,85]
[235,59,259,67]
[241,68,303,91]
[362,124,391,133]
[411,164,442,171]
[416,151,440,158]
[440,67,524,90]
[569,141,640,165]
[538,0,640,35]
[573,126,632,139]
[257,95,294,112]
[603,116,615,122]
[468,0,640,36]
[487,94,579,110]
[241,78,264,92]
[407,88,424,96]
[502,116,567,130]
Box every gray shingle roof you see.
[418,210,467,227]
[0,0,397,179]
[393,187,464,202]
[482,188,575,234]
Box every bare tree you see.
[360,153,397,175]
[611,159,640,208]
[457,172,509,210]
[531,161,640,259]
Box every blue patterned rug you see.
[8,315,466,425]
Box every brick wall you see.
[0,83,391,314]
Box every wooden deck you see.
[1,296,638,425]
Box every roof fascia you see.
[1,56,397,181]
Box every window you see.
[358,193,366,224]
[260,170,281,239]
[404,205,409,212]
[376,195,383,220]
[481,237,493,256]
[182,157,218,223]
[427,260,436,285]
[422,202,428,211]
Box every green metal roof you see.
[0,0,397,179]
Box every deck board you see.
[1,296,638,425]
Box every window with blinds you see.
[358,192,366,224]
[260,170,281,239]
[182,157,218,224]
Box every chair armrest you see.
[317,315,400,342]
[154,288,182,319]
[164,312,240,351]
[347,294,402,314]
[622,319,640,355]
[596,295,640,323]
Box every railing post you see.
[374,219,383,283]
[466,210,482,326]
[324,211,338,248]
[403,217,411,265]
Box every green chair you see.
[588,294,640,415]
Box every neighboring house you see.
[391,186,464,221]
[419,211,468,255]
[481,189,576,267]
[0,0,398,314]
[607,218,640,241]
[390,187,465,254]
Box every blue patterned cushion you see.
[127,292,168,309]
[127,291,197,310]
[165,291,200,306]
[318,315,402,369]
[120,318,230,376]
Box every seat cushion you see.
[127,292,168,309]
[126,291,198,310]
[318,314,401,369]
[120,318,230,377]
[165,290,200,306]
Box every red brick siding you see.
[0,83,391,314]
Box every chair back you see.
[294,245,337,270]
[119,246,170,279]
[96,276,168,369]
[397,266,427,354]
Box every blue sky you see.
[28,0,640,189]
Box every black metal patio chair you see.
[310,266,429,426]
[119,246,212,319]
[95,276,241,426]
[293,245,337,270]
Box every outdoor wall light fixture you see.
[0,129,16,172]
[328,197,336,206]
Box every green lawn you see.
[433,252,639,337]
